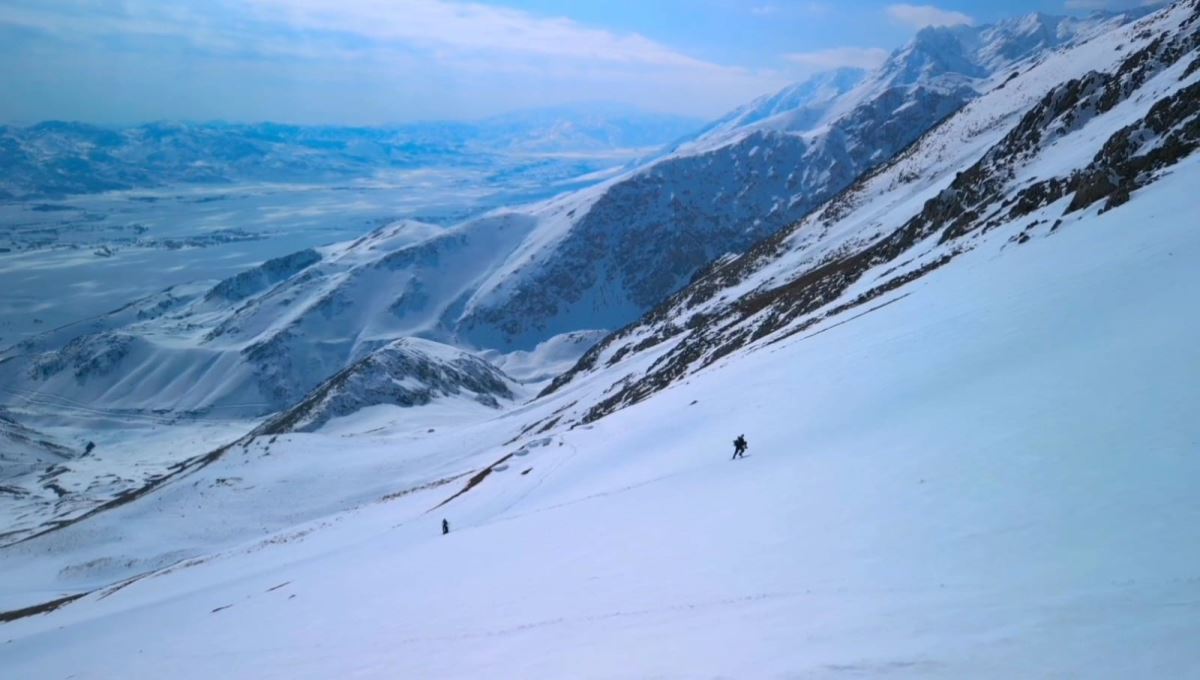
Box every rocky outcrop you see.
[257,338,518,434]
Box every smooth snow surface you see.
[2,152,1198,678]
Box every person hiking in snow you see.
[442,518,450,535]
[732,434,748,460]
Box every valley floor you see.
[2,162,1199,677]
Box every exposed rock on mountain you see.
[450,10,1142,350]
[257,338,519,434]
[0,10,1150,423]
[542,0,1200,425]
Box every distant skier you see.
[442,518,450,535]
[731,434,748,460]
[84,441,96,455]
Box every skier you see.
[731,435,746,459]
[442,518,450,535]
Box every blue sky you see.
[0,0,1165,125]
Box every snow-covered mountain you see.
[255,337,522,435]
[0,109,703,200]
[0,218,527,418]
[667,67,870,153]
[0,408,73,481]
[0,8,1148,425]
[542,1,1200,425]
[2,3,1199,675]
[446,9,1144,350]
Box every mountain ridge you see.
[540,0,1200,426]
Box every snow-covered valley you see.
[2,0,1200,676]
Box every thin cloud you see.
[0,0,792,122]
[751,2,831,17]
[885,3,974,28]
[244,0,719,69]
[784,47,889,70]
[0,0,746,72]
[1063,0,1166,9]
[800,2,835,15]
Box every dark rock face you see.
[460,90,981,349]
[30,333,134,382]
[205,249,321,303]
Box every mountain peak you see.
[884,8,1138,87]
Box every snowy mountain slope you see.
[0,9,1138,424]
[2,123,1199,677]
[666,67,869,154]
[445,10,1143,350]
[0,219,539,541]
[0,329,523,544]
[0,412,253,547]
[255,337,522,434]
[0,217,538,419]
[0,408,73,480]
[1,5,1198,671]
[0,110,703,200]
[479,330,610,383]
[0,8,1171,559]
[542,0,1200,425]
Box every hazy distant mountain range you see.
[0,106,705,200]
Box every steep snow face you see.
[445,10,1141,351]
[256,338,521,434]
[544,0,1200,425]
[877,11,1131,87]
[674,68,869,151]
